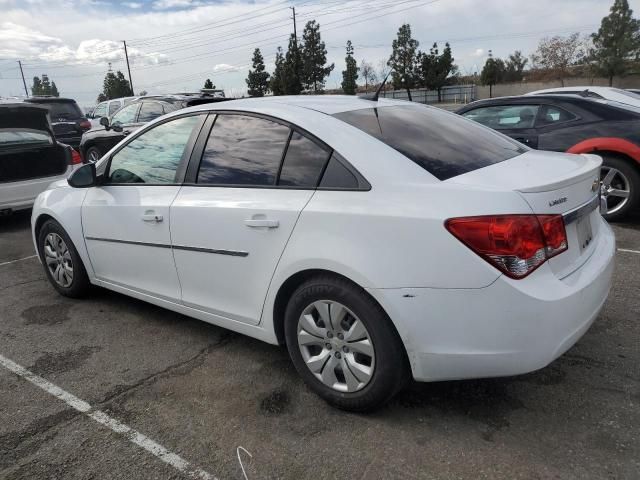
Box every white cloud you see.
[153,0,202,10]
[471,48,484,58]
[123,2,143,8]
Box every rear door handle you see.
[245,219,279,228]
[142,213,163,223]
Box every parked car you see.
[23,97,91,148]
[457,94,640,221]
[527,86,640,108]
[86,97,138,127]
[32,96,614,411]
[1,103,82,214]
[79,94,231,163]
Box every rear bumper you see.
[0,166,75,212]
[368,218,616,382]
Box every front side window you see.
[111,104,139,125]
[138,102,165,123]
[108,101,122,116]
[335,105,526,181]
[197,114,290,186]
[278,132,331,187]
[107,115,201,184]
[462,105,540,130]
[93,102,107,118]
[536,105,576,127]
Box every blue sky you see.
[0,0,635,107]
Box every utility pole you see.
[123,40,134,96]
[290,6,297,45]
[17,60,28,97]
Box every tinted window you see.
[138,102,165,123]
[462,105,540,129]
[335,105,526,181]
[536,105,576,127]
[319,153,359,189]
[197,114,290,186]
[93,102,107,118]
[47,102,82,120]
[108,101,122,116]
[278,132,330,187]
[107,115,201,184]
[111,103,138,124]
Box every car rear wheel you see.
[85,146,102,163]
[284,275,408,411]
[38,219,91,298]
[600,155,640,222]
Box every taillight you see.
[70,148,82,165]
[78,119,91,131]
[445,214,568,279]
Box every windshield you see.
[0,129,52,147]
[333,105,526,181]
[46,102,83,120]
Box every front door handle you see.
[142,213,163,223]
[245,219,279,228]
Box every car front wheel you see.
[284,275,408,411]
[38,219,91,298]
[85,146,102,163]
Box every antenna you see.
[361,69,392,101]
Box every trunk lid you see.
[0,103,53,134]
[448,150,603,279]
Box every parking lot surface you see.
[0,210,638,480]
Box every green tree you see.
[246,48,270,97]
[419,42,457,102]
[388,23,420,101]
[341,41,359,95]
[301,20,334,93]
[102,70,132,99]
[50,81,59,97]
[31,76,42,96]
[591,0,640,85]
[284,34,303,95]
[203,79,214,89]
[480,53,505,97]
[97,93,107,102]
[270,46,286,96]
[503,50,528,82]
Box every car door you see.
[170,113,332,325]
[82,113,205,300]
[462,104,540,149]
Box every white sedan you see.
[31,96,615,411]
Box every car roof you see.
[24,97,79,104]
[181,95,411,115]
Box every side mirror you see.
[99,116,110,129]
[68,163,97,188]
[111,122,123,133]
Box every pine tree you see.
[246,48,270,97]
[341,41,359,95]
[102,70,132,99]
[204,79,214,89]
[50,81,60,97]
[301,20,334,93]
[480,52,505,98]
[591,0,640,85]
[270,47,286,96]
[284,34,303,95]
[388,24,420,101]
[419,42,457,102]
[503,51,528,82]
[31,76,43,96]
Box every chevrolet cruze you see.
[31,96,615,411]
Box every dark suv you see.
[79,93,231,163]
[24,97,90,148]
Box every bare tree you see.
[360,59,377,92]
[377,59,390,87]
[530,33,588,86]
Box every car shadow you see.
[0,209,32,233]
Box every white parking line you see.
[618,248,640,255]
[0,255,37,267]
[0,354,216,480]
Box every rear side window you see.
[278,132,330,187]
[334,105,526,181]
[138,102,165,123]
[536,105,576,127]
[462,105,540,129]
[108,101,122,116]
[111,103,139,124]
[93,102,107,118]
[197,114,290,186]
[319,153,359,189]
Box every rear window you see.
[0,130,52,147]
[45,102,82,120]
[333,105,526,181]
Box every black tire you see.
[601,155,640,222]
[284,274,408,412]
[85,146,102,164]
[37,219,91,298]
